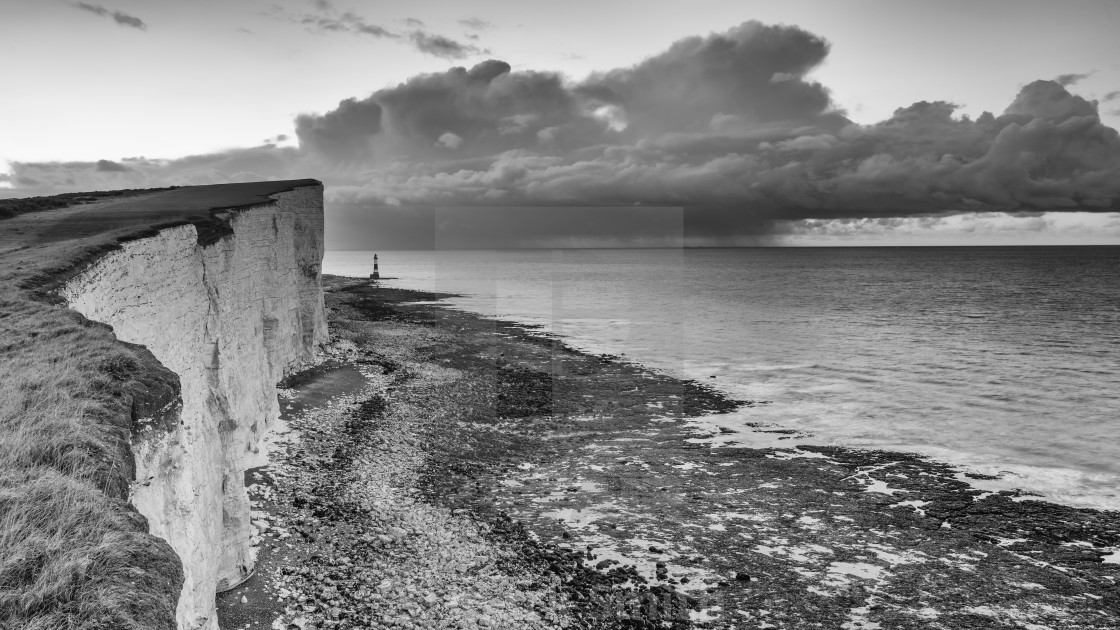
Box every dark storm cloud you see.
[361,58,591,160]
[460,18,492,30]
[294,98,383,162]
[1054,72,1091,87]
[1005,80,1097,119]
[576,21,844,135]
[408,31,484,59]
[432,206,684,249]
[325,203,686,250]
[95,159,129,172]
[71,2,146,30]
[9,20,1120,244]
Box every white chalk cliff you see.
[60,184,328,629]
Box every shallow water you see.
[325,247,1120,510]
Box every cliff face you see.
[59,184,327,629]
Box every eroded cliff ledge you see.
[0,180,326,630]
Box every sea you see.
[323,247,1120,511]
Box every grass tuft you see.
[0,298,183,628]
[0,470,182,629]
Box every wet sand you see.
[217,276,1120,629]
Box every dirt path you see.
[217,277,1120,630]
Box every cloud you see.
[95,159,129,172]
[264,5,481,58]
[7,20,1120,245]
[1054,72,1091,86]
[266,3,396,39]
[460,18,491,30]
[577,22,844,137]
[5,147,303,195]
[1104,91,1120,103]
[294,98,383,162]
[775,211,1120,245]
[437,132,463,148]
[300,12,395,38]
[1005,79,1097,119]
[310,44,1118,241]
[71,2,146,30]
[409,31,484,59]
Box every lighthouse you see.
[370,253,380,279]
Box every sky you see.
[2,0,1120,247]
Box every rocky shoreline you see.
[217,276,1120,629]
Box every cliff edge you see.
[0,180,326,629]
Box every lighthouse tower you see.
[370,254,380,279]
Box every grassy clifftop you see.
[0,180,320,629]
[0,187,177,220]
